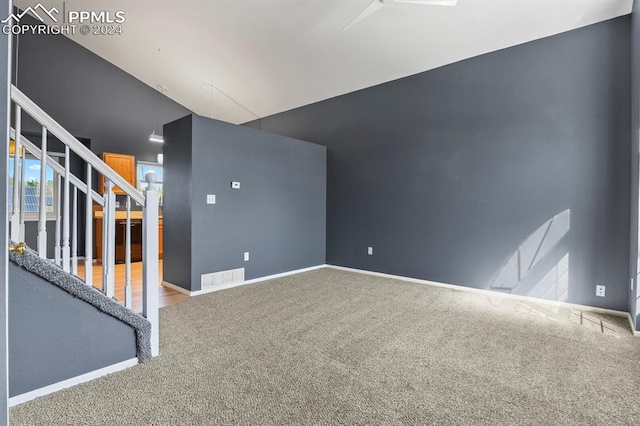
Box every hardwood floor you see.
[77,260,188,313]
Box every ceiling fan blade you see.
[393,0,458,5]
[342,0,387,32]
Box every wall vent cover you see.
[201,268,245,290]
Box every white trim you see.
[8,358,138,407]
[161,280,191,296]
[166,264,638,334]
[627,314,640,336]
[327,265,631,319]
[3,7,12,423]
[162,264,328,297]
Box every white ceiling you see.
[37,0,632,124]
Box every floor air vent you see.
[201,268,245,290]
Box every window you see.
[8,154,59,220]
[137,162,163,199]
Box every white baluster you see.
[10,105,21,242]
[103,180,116,298]
[72,186,78,275]
[18,148,27,241]
[37,126,48,258]
[125,195,131,309]
[54,174,61,265]
[143,172,159,357]
[84,164,93,285]
[19,148,26,241]
[62,146,71,272]
[102,185,108,291]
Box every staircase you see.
[7,85,160,358]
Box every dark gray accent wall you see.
[0,0,10,421]
[8,262,136,397]
[162,116,192,289]
[164,114,326,291]
[247,17,631,311]
[13,13,190,162]
[632,0,640,329]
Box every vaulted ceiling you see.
[37,0,632,124]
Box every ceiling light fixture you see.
[149,132,164,143]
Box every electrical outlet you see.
[207,194,216,204]
[632,278,635,292]
[596,285,606,298]
[367,247,373,255]
[231,181,241,189]
[244,252,249,262]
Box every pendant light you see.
[155,85,167,164]
[149,48,164,144]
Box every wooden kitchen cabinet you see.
[100,152,136,194]
[94,211,163,262]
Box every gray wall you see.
[0,0,10,421]
[164,115,326,291]
[631,1,640,329]
[8,262,136,397]
[247,17,631,311]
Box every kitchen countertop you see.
[94,211,163,220]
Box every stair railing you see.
[8,85,159,357]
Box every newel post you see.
[143,171,160,357]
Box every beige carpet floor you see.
[10,268,640,425]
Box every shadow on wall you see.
[488,209,570,302]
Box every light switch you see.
[207,194,216,204]
[231,182,241,189]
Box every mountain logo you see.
[1,3,59,24]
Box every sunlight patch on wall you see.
[527,253,569,302]
[489,209,570,301]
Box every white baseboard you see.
[241,264,327,287]
[9,358,138,407]
[162,264,328,297]
[161,281,192,295]
[166,263,638,334]
[327,265,632,319]
[628,314,640,336]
